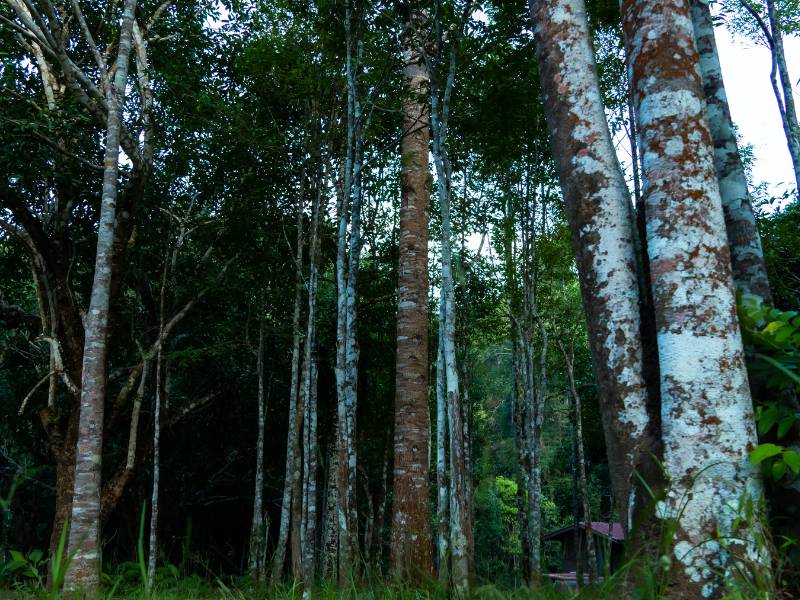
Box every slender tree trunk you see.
[272,181,306,583]
[562,343,597,583]
[570,422,583,588]
[765,0,800,194]
[435,304,449,580]
[621,1,767,595]
[64,0,138,588]
[511,341,530,583]
[432,105,469,594]
[146,348,163,593]
[691,0,772,302]
[390,7,433,579]
[529,0,659,541]
[299,160,324,583]
[335,5,364,582]
[249,318,268,580]
[321,437,339,578]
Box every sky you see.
[715,20,799,199]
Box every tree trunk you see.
[435,305,449,580]
[64,0,138,589]
[334,5,364,582]
[765,0,800,194]
[146,348,163,593]
[390,7,433,579]
[271,182,306,583]
[248,318,268,580]
[300,162,323,583]
[529,0,659,540]
[563,343,597,583]
[621,0,768,595]
[691,0,772,302]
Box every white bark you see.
[64,0,138,589]
[248,318,268,580]
[621,0,768,595]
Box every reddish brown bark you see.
[529,0,660,537]
[390,8,433,581]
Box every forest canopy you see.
[1,0,800,598]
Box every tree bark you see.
[146,347,163,593]
[435,303,449,580]
[562,342,597,583]
[621,0,768,595]
[300,161,324,583]
[249,318,268,580]
[271,179,306,583]
[765,0,800,194]
[390,6,433,580]
[64,0,138,589]
[529,0,659,540]
[691,0,772,302]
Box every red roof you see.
[542,521,625,542]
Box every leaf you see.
[783,450,800,475]
[750,443,783,464]
[773,460,787,480]
[778,415,796,439]
[28,549,43,564]
[758,404,779,435]
[763,321,785,335]
[9,550,26,564]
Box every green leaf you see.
[9,549,26,564]
[28,549,43,564]
[783,450,800,475]
[758,404,779,435]
[763,321,785,335]
[778,416,796,439]
[750,443,783,464]
[773,460,787,480]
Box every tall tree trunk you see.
[765,0,800,194]
[432,97,469,594]
[691,0,772,302]
[64,0,138,588]
[511,342,530,583]
[271,182,306,583]
[621,0,767,595]
[300,162,324,583]
[335,4,364,582]
[249,318,268,580]
[529,0,659,541]
[390,6,433,579]
[435,304,449,580]
[562,342,597,583]
[146,347,163,593]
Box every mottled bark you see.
[691,0,772,302]
[300,164,323,583]
[621,0,767,596]
[248,318,268,580]
[390,8,433,579]
[435,303,449,580]
[334,4,364,582]
[431,72,469,595]
[529,0,658,538]
[64,0,138,589]
[562,342,597,583]
[765,0,800,194]
[146,348,163,593]
[271,183,306,583]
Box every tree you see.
[691,0,772,302]
[390,3,434,581]
[528,0,659,543]
[621,0,767,595]
[64,0,138,588]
